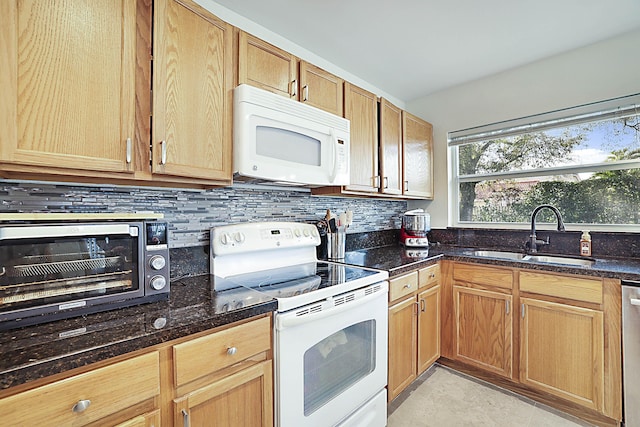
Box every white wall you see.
[407,29,640,228]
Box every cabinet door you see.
[152,0,233,182]
[453,286,512,378]
[402,111,433,199]
[520,297,604,411]
[238,31,297,99]
[0,0,136,174]
[344,82,379,193]
[379,98,403,195]
[174,360,273,427]
[388,296,417,401]
[299,61,343,116]
[417,285,440,374]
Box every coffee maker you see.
[400,209,430,247]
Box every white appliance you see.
[210,222,388,427]
[233,84,350,186]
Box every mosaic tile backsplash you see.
[0,182,408,248]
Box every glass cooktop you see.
[213,261,387,312]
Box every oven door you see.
[274,281,388,427]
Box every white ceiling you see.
[211,0,640,102]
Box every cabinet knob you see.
[72,399,91,413]
[227,347,237,356]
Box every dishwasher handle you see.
[631,298,640,306]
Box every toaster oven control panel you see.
[144,222,170,294]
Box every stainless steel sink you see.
[465,249,595,267]
[522,254,595,267]
[464,250,526,261]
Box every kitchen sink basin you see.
[521,254,595,267]
[464,250,526,261]
[465,250,595,267]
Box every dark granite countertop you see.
[343,244,640,281]
[4,243,640,392]
[0,275,277,390]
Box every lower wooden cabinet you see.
[171,316,273,427]
[443,262,622,424]
[520,297,603,411]
[388,266,440,401]
[388,295,417,400]
[417,285,440,373]
[453,285,513,379]
[173,360,273,427]
[0,352,160,426]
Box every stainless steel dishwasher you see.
[623,282,640,427]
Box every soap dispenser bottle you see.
[580,231,592,256]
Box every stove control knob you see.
[220,233,232,245]
[149,255,166,270]
[294,229,302,237]
[234,232,245,243]
[150,275,167,290]
[303,229,310,237]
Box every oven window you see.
[0,235,138,311]
[303,320,376,415]
[256,126,321,166]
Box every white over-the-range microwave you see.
[233,84,350,187]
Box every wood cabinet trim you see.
[519,270,603,304]
[453,262,514,290]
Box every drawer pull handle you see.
[72,399,91,413]
[403,284,412,289]
[631,298,640,306]
[429,273,435,278]
[227,346,237,356]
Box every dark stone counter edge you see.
[0,300,277,391]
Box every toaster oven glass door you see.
[0,224,141,313]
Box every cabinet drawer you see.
[418,264,440,288]
[453,263,513,289]
[520,271,602,304]
[389,271,419,302]
[173,316,271,387]
[0,351,160,426]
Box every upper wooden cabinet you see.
[0,0,137,175]
[0,0,233,187]
[299,61,343,116]
[314,96,435,200]
[238,32,343,116]
[403,111,434,199]
[238,31,297,99]
[343,82,379,193]
[152,0,233,183]
[379,98,403,195]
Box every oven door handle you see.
[0,223,135,240]
[275,283,388,329]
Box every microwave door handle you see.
[329,130,338,183]
[0,223,134,240]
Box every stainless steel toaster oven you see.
[0,221,169,329]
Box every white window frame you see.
[448,93,640,231]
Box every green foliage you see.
[459,118,640,224]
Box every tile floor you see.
[387,365,594,427]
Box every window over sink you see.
[448,93,640,230]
